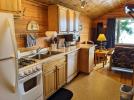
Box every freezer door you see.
[0,58,19,100]
[0,13,19,100]
[0,13,17,59]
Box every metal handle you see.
[0,57,15,61]
[7,18,18,93]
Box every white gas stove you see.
[17,50,44,100]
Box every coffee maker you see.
[57,34,74,48]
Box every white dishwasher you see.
[67,51,78,83]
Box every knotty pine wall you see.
[15,0,92,47]
[15,0,48,48]
[92,0,134,33]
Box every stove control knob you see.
[28,69,32,74]
[19,72,25,78]
[36,66,41,70]
[33,67,37,72]
[24,71,29,75]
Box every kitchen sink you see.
[31,51,62,60]
[49,51,63,55]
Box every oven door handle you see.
[19,70,42,83]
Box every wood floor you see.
[65,62,133,100]
[95,61,133,86]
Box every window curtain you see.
[92,23,103,45]
[106,18,116,48]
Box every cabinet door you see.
[68,9,75,32]
[0,0,21,12]
[74,11,80,32]
[44,68,57,98]
[57,62,66,89]
[59,6,67,32]
[48,5,59,32]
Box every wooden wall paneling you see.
[15,0,93,48]
[36,0,128,18]
[92,1,134,28]
[14,0,48,48]
[91,1,134,41]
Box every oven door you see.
[18,71,43,100]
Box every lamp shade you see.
[97,33,107,41]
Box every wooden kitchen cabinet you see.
[0,0,21,12]
[43,64,57,98]
[68,9,75,32]
[78,45,95,74]
[59,6,68,32]
[48,5,80,34]
[57,62,66,89]
[74,11,80,32]
[43,56,66,99]
[48,5,67,33]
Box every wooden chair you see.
[95,51,108,67]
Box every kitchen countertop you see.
[18,44,95,70]
[34,45,80,64]
[36,44,95,63]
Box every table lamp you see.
[97,33,107,51]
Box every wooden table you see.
[95,49,109,67]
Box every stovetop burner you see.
[18,58,36,68]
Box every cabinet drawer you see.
[43,63,56,73]
[56,59,66,66]
[57,62,66,68]
[43,56,65,72]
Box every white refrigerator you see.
[0,12,19,100]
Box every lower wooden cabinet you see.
[43,56,66,99]
[78,45,95,74]
[57,62,66,89]
[44,67,57,98]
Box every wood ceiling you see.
[33,0,132,19]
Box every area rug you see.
[47,88,73,100]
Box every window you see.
[115,18,134,44]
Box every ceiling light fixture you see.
[80,0,87,8]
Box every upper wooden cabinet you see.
[48,5,80,34]
[0,0,21,12]
[48,5,67,33]
[68,9,75,32]
[59,6,68,32]
[74,11,80,32]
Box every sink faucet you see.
[48,46,52,55]
[36,47,43,54]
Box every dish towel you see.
[26,33,36,47]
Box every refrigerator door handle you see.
[0,57,15,61]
